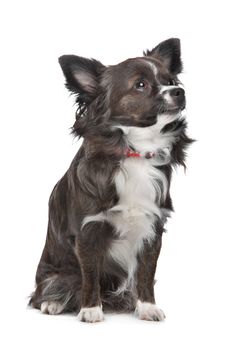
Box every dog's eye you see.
[135,81,147,91]
[167,79,176,86]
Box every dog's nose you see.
[170,87,185,106]
[170,88,185,98]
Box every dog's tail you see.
[29,273,82,313]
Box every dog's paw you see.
[135,300,166,321]
[77,305,104,323]
[40,301,64,315]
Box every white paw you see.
[77,305,104,323]
[135,300,166,321]
[40,301,64,315]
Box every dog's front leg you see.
[135,233,166,321]
[75,221,110,323]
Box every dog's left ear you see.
[144,38,182,74]
[58,55,105,102]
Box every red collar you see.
[125,148,155,159]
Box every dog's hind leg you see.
[29,273,82,315]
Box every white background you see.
[1,0,233,349]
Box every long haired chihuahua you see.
[29,38,193,322]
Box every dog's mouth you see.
[142,103,185,127]
[160,102,186,115]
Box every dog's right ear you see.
[144,38,182,75]
[58,55,105,101]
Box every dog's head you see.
[59,38,185,133]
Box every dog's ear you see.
[58,55,105,101]
[144,38,182,74]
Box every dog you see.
[29,38,193,322]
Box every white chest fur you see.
[106,156,168,284]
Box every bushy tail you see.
[29,274,82,313]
